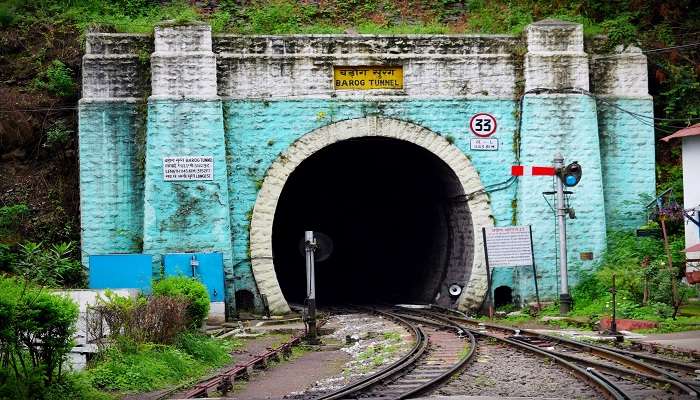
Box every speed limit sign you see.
[469,113,497,137]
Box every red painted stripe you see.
[511,165,524,176]
[532,166,556,176]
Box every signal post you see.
[512,153,582,315]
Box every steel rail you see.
[312,309,428,400]
[432,304,700,372]
[586,367,632,400]
[392,308,629,400]
[394,313,476,399]
[163,317,329,399]
[427,306,698,397]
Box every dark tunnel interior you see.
[272,137,471,306]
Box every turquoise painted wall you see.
[223,99,519,310]
[597,99,656,229]
[512,94,607,303]
[78,95,656,313]
[142,99,234,299]
[78,101,145,267]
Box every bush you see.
[13,241,86,288]
[152,276,210,328]
[0,244,17,273]
[570,229,691,323]
[244,0,315,34]
[0,276,79,396]
[44,120,73,148]
[32,60,75,97]
[0,203,29,239]
[93,290,190,344]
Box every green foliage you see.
[600,12,638,48]
[95,290,190,344]
[656,163,683,205]
[32,60,75,97]
[209,10,231,33]
[175,332,232,364]
[0,2,14,27]
[0,244,17,272]
[658,63,700,127]
[0,204,29,239]
[44,119,73,148]
[569,230,691,324]
[0,276,79,396]
[152,276,210,328]
[86,333,233,392]
[461,1,532,34]
[13,241,86,288]
[243,0,315,34]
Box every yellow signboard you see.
[334,66,403,90]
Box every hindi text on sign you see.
[163,156,214,181]
[484,226,534,267]
[334,66,403,90]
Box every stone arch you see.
[250,116,493,314]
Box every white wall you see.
[683,136,700,260]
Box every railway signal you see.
[512,153,582,315]
[301,231,333,344]
[561,161,582,187]
[303,231,319,343]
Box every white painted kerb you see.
[250,117,493,314]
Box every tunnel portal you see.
[272,137,473,307]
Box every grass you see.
[351,330,406,374]
[486,299,700,334]
[0,0,618,36]
[86,333,242,393]
[458,345,472,360]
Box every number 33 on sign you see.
[469,113,498,151]
[469,113,497,137]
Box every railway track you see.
[409,305,699,400]
[311,307,475,400]
[160,305,698,399]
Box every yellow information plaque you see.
[334,66,403,90]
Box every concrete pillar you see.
[592,45,655,229]
[78,33,151,266]
[517,20,607,298]
[142,24,234,314]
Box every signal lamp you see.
[562,161,582,187]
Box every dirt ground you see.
[230,347,349,400]
[188,312,413,400]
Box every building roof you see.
[686,243,700,253]
[660,123,700,142]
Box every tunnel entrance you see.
[272,137,473,306]
[494,286,513,308]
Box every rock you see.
[507,311,523,317]
[541,316,569,321]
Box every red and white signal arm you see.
[469,113,497,137]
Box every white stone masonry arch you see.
[249,116,493,314]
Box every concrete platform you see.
[631,330,700,353]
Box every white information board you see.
[163,156,214,181]
[470,138,498,151]
[483,226,533,267]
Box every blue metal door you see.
[162,252,224,302]
[89,254,153,293]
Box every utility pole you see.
[304,231,319,343]
[554,153,571,314]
